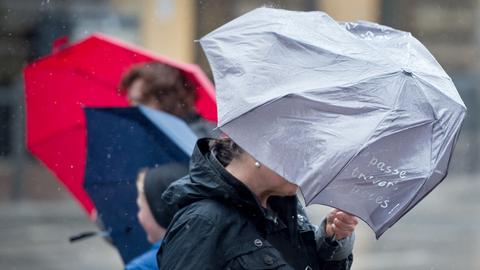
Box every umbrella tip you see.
[401,68,413,77]
[69,230,110,243]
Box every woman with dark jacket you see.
[157,138,358,270]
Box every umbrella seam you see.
[270,31,395,70]
[410,75,442,173]
[218,70,401,128]
[304,73,406,206]
[375,86,466,237]
[385,118,465,237]
[413,73,466,108]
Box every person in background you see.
[119,62,218,138]
[125,163,189,270]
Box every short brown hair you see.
[119,62,197,117]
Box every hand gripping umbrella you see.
[200,8,466,238]
[23,33,216,215]
[83,106,196,262]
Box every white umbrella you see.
[200,7,466,238]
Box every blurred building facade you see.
[0,0,478,203]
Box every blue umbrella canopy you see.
[83,106,194,262]
[200,7,466,238]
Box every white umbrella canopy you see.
[200,7,466,238]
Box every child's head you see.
[136,169,167,243]
[135,163,189,243]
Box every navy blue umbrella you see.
[83,106,196,263]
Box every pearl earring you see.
[254,161,261,168]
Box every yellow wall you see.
[139,0,195,63]
[110,0,381,63]
[318,0,381,22]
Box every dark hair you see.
[143,163,189,228]
[119,62,197,117]
[209,138,244,166]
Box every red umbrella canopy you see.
[23,34,217,216]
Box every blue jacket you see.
[125,241,162,270]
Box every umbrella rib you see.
[363,121,438,164]
[304,74,406,206]
[410,74,467,167]
[409,66,451,81]
[410,76,447,168]
[356,77,465,237]
[219,70,400,127]
[393,122,464,225]
[271,31,397,71]
[413,73,466,107]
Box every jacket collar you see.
[164,138,298,232]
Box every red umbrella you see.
[23,33,217,216]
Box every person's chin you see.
[147,235,155,244]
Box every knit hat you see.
[143,162,189,228]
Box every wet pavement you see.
[307,174,480,270]
[0,174,478,270]
[0,200,122,270]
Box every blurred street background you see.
[0,0,478,269]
